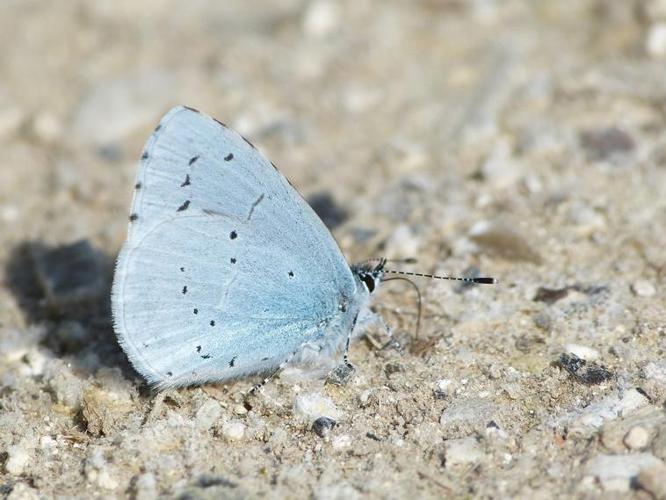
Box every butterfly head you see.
[351,258,386,295]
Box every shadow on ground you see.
[4,240,139,382]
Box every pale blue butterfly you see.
[112,106,495,390]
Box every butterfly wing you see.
[112,106,357,388]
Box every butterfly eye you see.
[360,273,376,293]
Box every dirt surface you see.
[1,1,666,498]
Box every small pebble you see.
[195,400,222,430]
[312,416,337,438]
[357,389,373,407]
[81,386,134,436]
[579,127,635,161]
[302,0,340,38]
[584,453,662,492]
[32,112,63,143]
[468,220,542,264]
[332,434,352,450]
[294,392,342,422]
[632,280,656,297]
[646,22,666,58]
[435,379,453,399]
[440,398,496,432]
[221,421,246,441]
[133,473,158,500]
[623,426,650,450]
[233,403,248,416]
[84,448,118,490]
[563,344,600,361]
[634,462,666,498]
[7,482,39,500]
[5,443,31,475]
[444,437,484,467]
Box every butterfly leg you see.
[247,348,303,396]
[327,314,358,386]
[248,368,281,395]
[357,308,403,354]
[376,316,404,354]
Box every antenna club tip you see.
[474,277,498,285]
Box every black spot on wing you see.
[177,200,191,212]
[229,356,237,367]
[230,257,236,264]
[229,231,237,240]
[180,267,185,272]
[181,174,190,187]
[288,271,294,277]
[189,156,199,166]
[224,153,234,161]
[135,182,142,189]
[129,213,138,221]
[166,371,173,377]
[210,320,215,327]
[201,354,212,359]
[193,308,198,314]
[154,124,162,132]
[141,152,149,160]
[182,286,187,294]
[196,345,201,352]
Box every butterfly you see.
[112,106,495,390]
[111,106,393,389]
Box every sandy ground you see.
[1,0,666,498]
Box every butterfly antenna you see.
[384,269,498,285]
[382,276,422,338]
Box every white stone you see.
[436,379,453,397]
[222,421,246,441]
[32,112,63,142]
[624,426,650,450]
[563,344,600,361]
[96,470,119,490]
[440,398,495,428]
[195,400,222,430]
[569,388,649,430]
[644,361,666,384]
[134,473,158,500]
[7,482,39,500]
[632,279,656,297]
[314,482,362,500]
[84,447,118,489]
[332,434,352,450]
[585,453,663,492]
[444,437,484,467]
[5,443,31,475]
[646,23,666,58]
[294,392,342,423]
[303,0,340,38]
